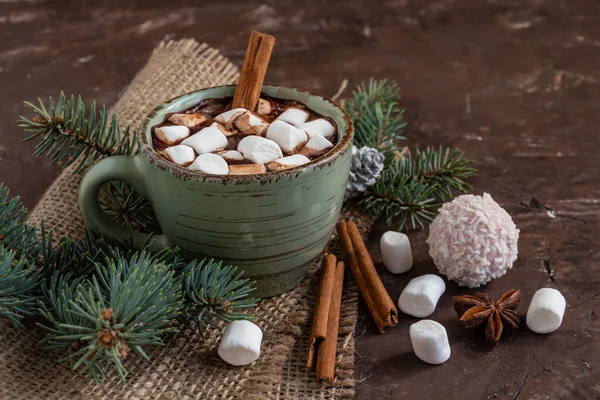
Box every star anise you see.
[452,289,521,347]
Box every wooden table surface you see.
[1,1,599,398]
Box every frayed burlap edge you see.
[0,39,368,399]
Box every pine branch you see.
[18,92,136,173]
[362,175,440,231]
[396,147,477,201]
[344,79,406,153]
[181,259,257,336]
[100,182,159,233]
[18,93,157,231]
[0,184,39,259]
[361,147,476,231]
[0,247,41,328]
[38,250,183,382]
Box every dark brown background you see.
[1,1,599,399]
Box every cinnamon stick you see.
[315,260,345,383]
[346,220,398,327]
[336,220,398,333]
[307,253,337,369]
[232,31,275,111]
[336,221,386,333]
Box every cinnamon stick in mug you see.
[232,31,275,111]
[337,220,398,333]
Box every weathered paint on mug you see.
[79,85,353,297]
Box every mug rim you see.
[138,85,354,183]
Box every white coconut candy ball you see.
[218,320,263,366]
[426,193,520,288]
[410,320,451,365]
[526,288,566,334]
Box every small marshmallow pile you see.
[155,98,336,175]
[379,229,451,364]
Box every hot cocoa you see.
[152,95,337,175]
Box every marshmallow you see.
[300,135,334,157]
[218,320,263,366]
[168,113,207,128]
[235,112,269,136]
[214,108,247,126]
[257,98,272,116]
[188,153,229,175]
[181,126,228,154]
[399,274,446,318]
[266,120,308,153]
[229,164,267,175]
[155,125,190,145]
[238,136,283,165]
[410,320,451,365]
[277,108,309,126]
[163,145,195,166]
[526,288,566,334]
[297,118,336,139]
[219,150,244,162]
[267,154,311,171]
[211,122,235,136]
[380,231,413,274]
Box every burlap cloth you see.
[0,40,372,399]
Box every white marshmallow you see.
[267,154,311,171]
[188,153,229,175]
[164,145,195,166]
[218,320,263,366]
[277,108,309,126]
[168,113,207,128]
[300,135,334,156]
[238,136,283,165]
[214,108,247,125]
[235,112,269,136]
[211,122,235,136]
[266,120,308,153]
[399,274,446,318]
[229,164,267,175]
[381,231,413,274]
[526,288,566,334]
[219,150,244,161]
[297,118,336,139]
[181,126,228,154]
[257,98,272,116]
[155,125,190,145]
[410,320,451,365]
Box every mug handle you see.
[78,155,170,250]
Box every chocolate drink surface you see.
[152,95,338,175]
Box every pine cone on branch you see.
[345,145,385,199]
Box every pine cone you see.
[345,145,385,199]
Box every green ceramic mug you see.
[79,85,353,298]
